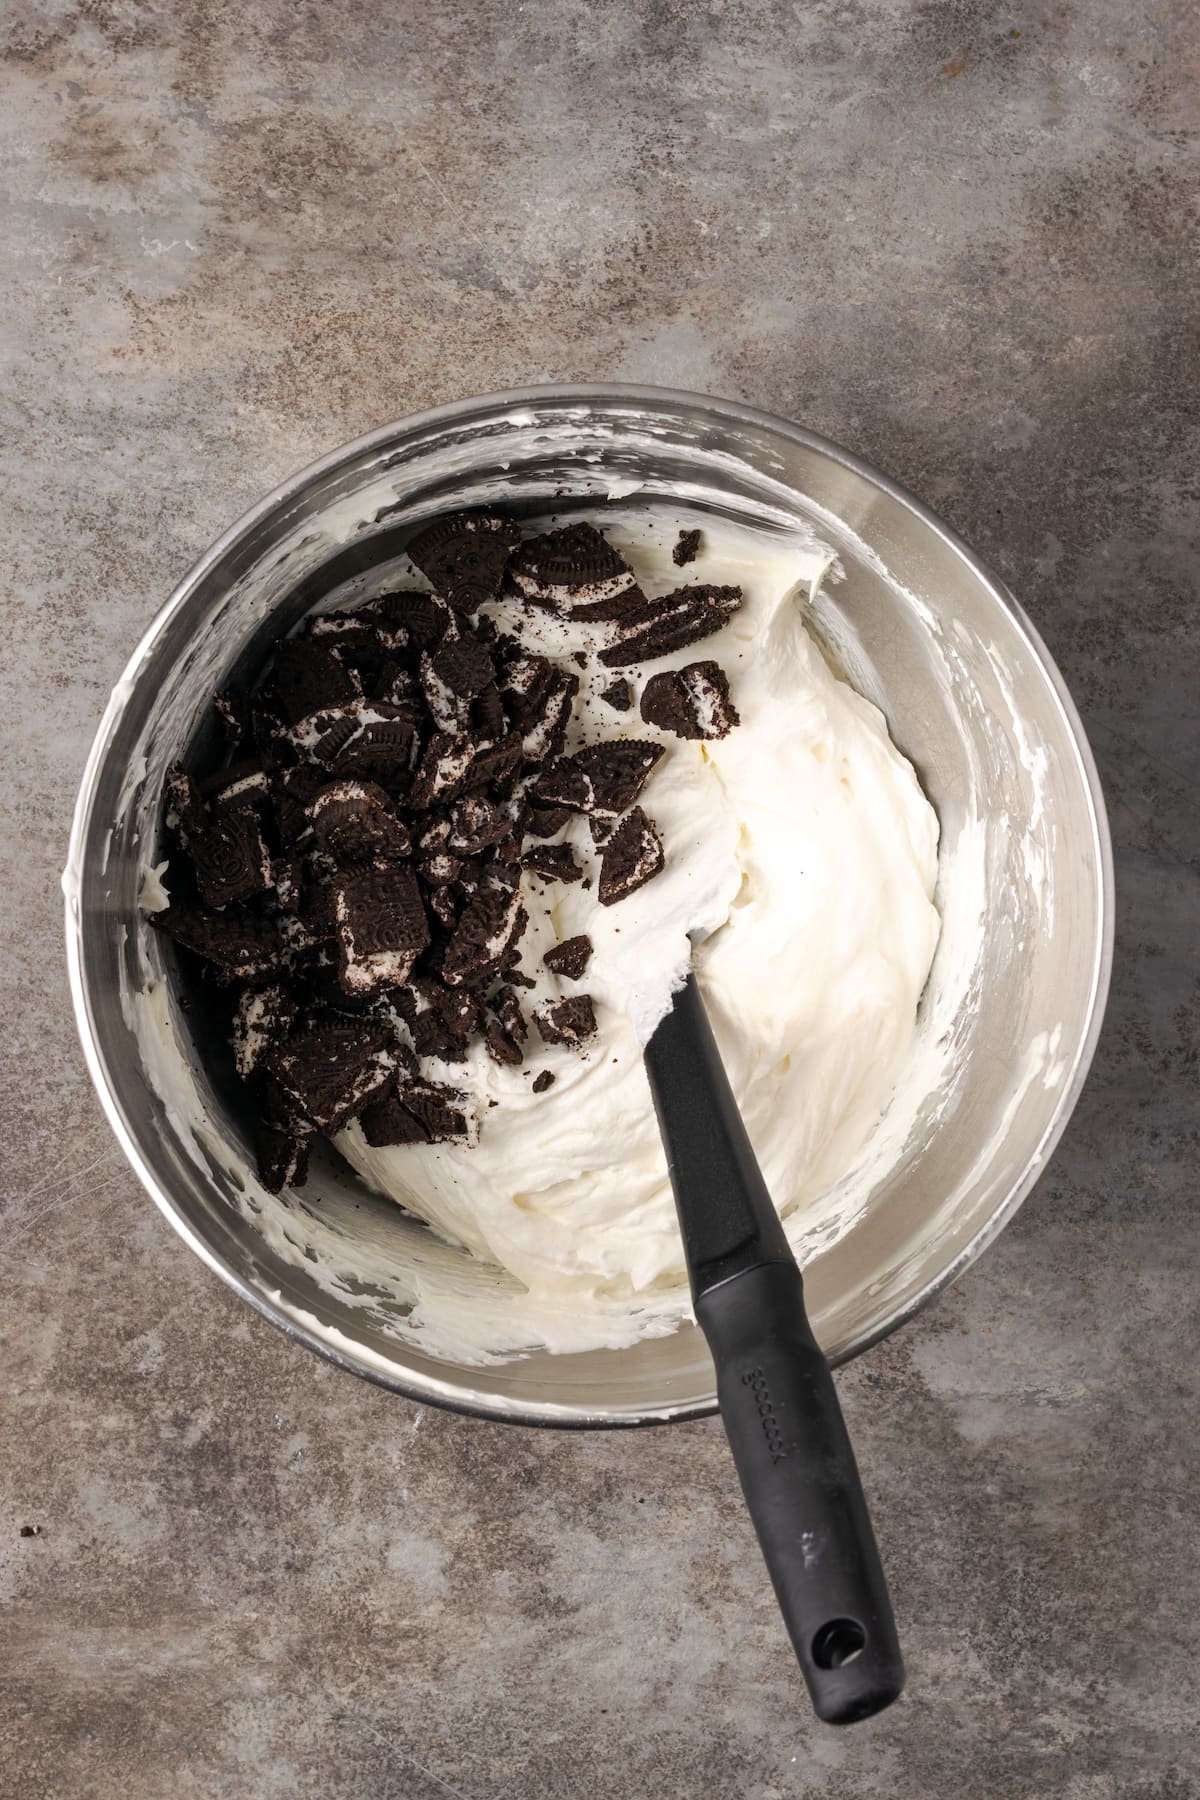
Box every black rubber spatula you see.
[643,973,904,1725]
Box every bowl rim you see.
[65,382,1115,1428]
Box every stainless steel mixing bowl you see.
[65,387,1113,1425]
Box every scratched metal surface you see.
[1,1,1197,1794]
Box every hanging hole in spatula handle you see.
[696,1260,905,1725]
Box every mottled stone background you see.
[1,0,1196,1794]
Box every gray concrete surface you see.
[2,0,1197,1794]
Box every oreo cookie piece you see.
[672,528,702,566]
[305,611,387,654]
[359,1088,430,1147]
[599,584,743,668]
[522,843,583,884]
[273,638,361,724]
[532,1069,556,1094]
[331,707,420,784]
[368,590,453,649]
[483,1012,524,1066]
[372,658,420,708]
[493,985,528,1042]
[256,1121,311,1192]
[510,522,645,619]
[640,660,740,740]
[535,995,597,1048]
[598,806,665,905]
[441,883,528,988]
[419,650,473,733]
[463,732,523,795]
[543,934,592,980]
[524,802,571,839]
[190,806,273,909]
[309,780,412,862]
[212,690,249,749]
[152,906,284,979]
[498,651,555,726]
[430,631,497,701]
[428,885,461,931]
[164,764,206,842]
[408,731,477,807]
[600,678,633,712]
[447,795,511,855]
[199,758,270,813]
[396,1079,473,1143]
[359,1087,426,1146]
[232,983,298,1079]
[473,683,506,739]
[532,739,664,820]
[334,865,430,995]
[405,513,521,612]
[265,1018,393,1133]
[519,669,579,764]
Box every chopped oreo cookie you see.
[334,865,430,995]
[189,806,273,909]
[531,1069,556,1093]
[509,522,645,620]
[150,507,756,1175]
[598,806,664,905]
[405,513,521,612]
[273,638,361,724]
[640,660,740,741]
[199,758,270,813]
[673,528,702,566]
[600,678,633,712]
[164,764,206,841]
[532,739,663,819]
[265,1018,393,1134]
[152,905,284,980]
[522,843,583,884]
[368,590,452,649]
[535,995,597,1048]
[543,934,592,980]
[599,584,743,668]
[309,780,411,862]
[441,883,528,988]
[519,668,578,763]
[360,1088,430,1147]
[232,983,297,1079]
[446,794,512,855]
[483,1012,524,1066]
[409,731,477,808]
[256,1121,311,1192]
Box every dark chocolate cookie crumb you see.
[598,807,665,905]
[405,512,521,613]
[532,739,664,819]
[334,865,430,996]
[532,1070,556,1093]
[510,522,644,619]
[522,843,583,884]
[672,528,702,566]
[535,995,598,1047]
[543,934,593,980]
[640,660,740,741]
[598,584,743,668]
[600,678,633,712]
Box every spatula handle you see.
[696,1260,904,1724]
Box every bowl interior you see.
[66,392,1111,1423]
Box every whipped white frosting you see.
[336,512,941,1314]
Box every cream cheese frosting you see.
[335,510,941,1314]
